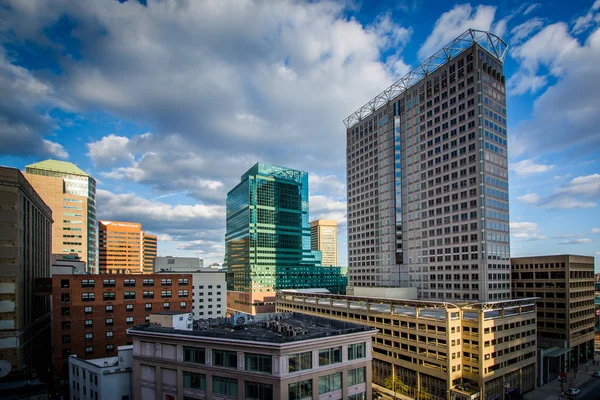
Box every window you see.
[145,303,152,310]
[348,367,366,386]
[143,278,154,286]
[106,331,114,339]
[245,382,273,400]
[105,318,114,326]
[82,293,95,302]
[178,278,189,285]
[318,346,341,366]
[85,346,93,354]
[62,321,71,329]
[161,290,172,298]
[61,279,70,288]
[180,301,187,308]
[245,353,272,374]
[319,372,342,394]
[124,279,136,287]
[183,346,205,364]
[163,302,170,309]
[348,342,366,360]
[213,376,237,396]
[61,307,70,316]
[126,304,134,311]
[106,344,114,352]
[289,351,312,372]
[84,306,93,314]
[85,333,93,341]
[178,290,189,297]
[61,293,70,303]
[103,279,116,287]
[103,292,116,301]
[213,349,237,368]
[289,379,312,400]
[84,319,93,328]
[183,371,206,390]
[123,291,136,300]
[161,278,172,286]
[126,316,134,324]
[349,393,366,400]
[105,305,113,312]
[143,291,154,299]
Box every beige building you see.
[127,312,376,400]
[511,255,595,380]
[310,219,338,266]
[99,220,158,274]
[277,291,537,400]
[0,166,53,377]
[24,159,96,272]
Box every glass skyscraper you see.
[225,163,346,314]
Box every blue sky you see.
[0,0,599,267]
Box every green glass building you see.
[225,163,346,314]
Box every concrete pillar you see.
[155,366,162,400]
[342,369,349,399]
[366,364,373,400]
[312,376,319,399]
[206,372,213,400]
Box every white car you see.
[568,388,581,396]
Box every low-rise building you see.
[277,291,537,400]
[127,312,377,400]
[69,345,133,400]
[154,256,202,272]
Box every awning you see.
[543,347,570,358]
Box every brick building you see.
[51,273,192,390]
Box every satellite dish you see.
[0,360,12,378]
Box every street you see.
[575,376,600,400]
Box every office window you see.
[105,305,113,312]
[145,303,152,310]
[348,367,366,386]
[178,278,189,285]
[81,279,95,287]
[61,293,70,303]
[289,351,312,372]
[161,290,172,298]
[60,279,70,288]
[123,291,136,300]
[84,306,93,314]
[183,346,205,364]
[62,335,71,344]
[126,316,134,324]
[103,279,116,287]
[183,371,206,390]
[106,331,114,339]
[145,315,150,322]
[85,346,93,354]
[318,346,342,366]
[143,279,154,286]
[348,342,366,360]
[245,353,272,374]
[103,292,116,301]
[126,304,134,311]
[124,279,136,287]
[62,321,70,329]
[289,379,312,400]
[82,293,95,302]
[349,393,366,400]
[84,319,93,328]
[106,344,114,352]
[61,307,70,316]
[143,291,154,299]
[85,333,93,341]
[213,376,237,396]
[319,372,342,394]
[245,381,273,400]
[213,349,237,368]
[180,301,187,308]
[178,290,189,297]
[105,318,114,326]
[163,302,170,309]
[161,278,172,286]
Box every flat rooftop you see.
[129,312,375,344]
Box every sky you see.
[0,0,599,268]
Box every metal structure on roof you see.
[461,297,539,310]
[343,29,508,129]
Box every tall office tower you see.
[345,30,509,301]
[310,219,339,266]
[142,233,157,274]
[25,160,97,272]
[224,163,347,314]
[98,220,144,274]
[0,166,52,378]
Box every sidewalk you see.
[525,359,600,400]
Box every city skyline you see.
[0,0,599,267]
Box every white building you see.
[157,268,226,320]
[154,256,201,272]
[69,345,133,400]
[149,311,193,330]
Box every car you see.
[568,388,581,396]
[593,371,600,377]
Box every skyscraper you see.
[310,219,338,266]
[225,163,347,314]
[345,29,509,301]
[143,233,157,274]
[25,160,97,272]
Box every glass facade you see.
[225,163,347,295]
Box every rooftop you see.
[25,159,90,177]
[129,312,375,344]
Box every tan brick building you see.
[143,233,157,274]
[51,273,192,390]
[310,219,338,266]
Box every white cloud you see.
[572,0,600,34]
[591,228,600,234]
[42,139,69,159]
[510,158,554,176]
[510,18,545,45]
[309,194,347,225]
[516,193,541,205]
[309,174,345,198]
[418,4,496,59]
[510,221,547,240]
[87,134,134,167]
[530,173,600,209]
[561,238,592,244]
[523,3,541,16]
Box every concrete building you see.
[51,273,192,391]
[143,233,157,274]
[51,254,87,275]
[149,311,193,330]
[24,159,97,272]
[277,291,537,400]
[344,30,510,302]
[154,256,202,272]
[69,345,133,400]
[511,255,595,382]
[127,312,376,400]
[310,219,338,266]
[0,166,53,379]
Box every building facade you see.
[224,163,347,314]
[24,159,97,272]
[154,256,202,272]
[51,273,192,389]
[310,219,338,266]
[98,220,143,274]
[128,312,376,400]
[143,233,157,274]
[511,255,595,376]
[278,291,537,400]
[69,345,133,400]
[0,166,53,378]
[345,30,510,302]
